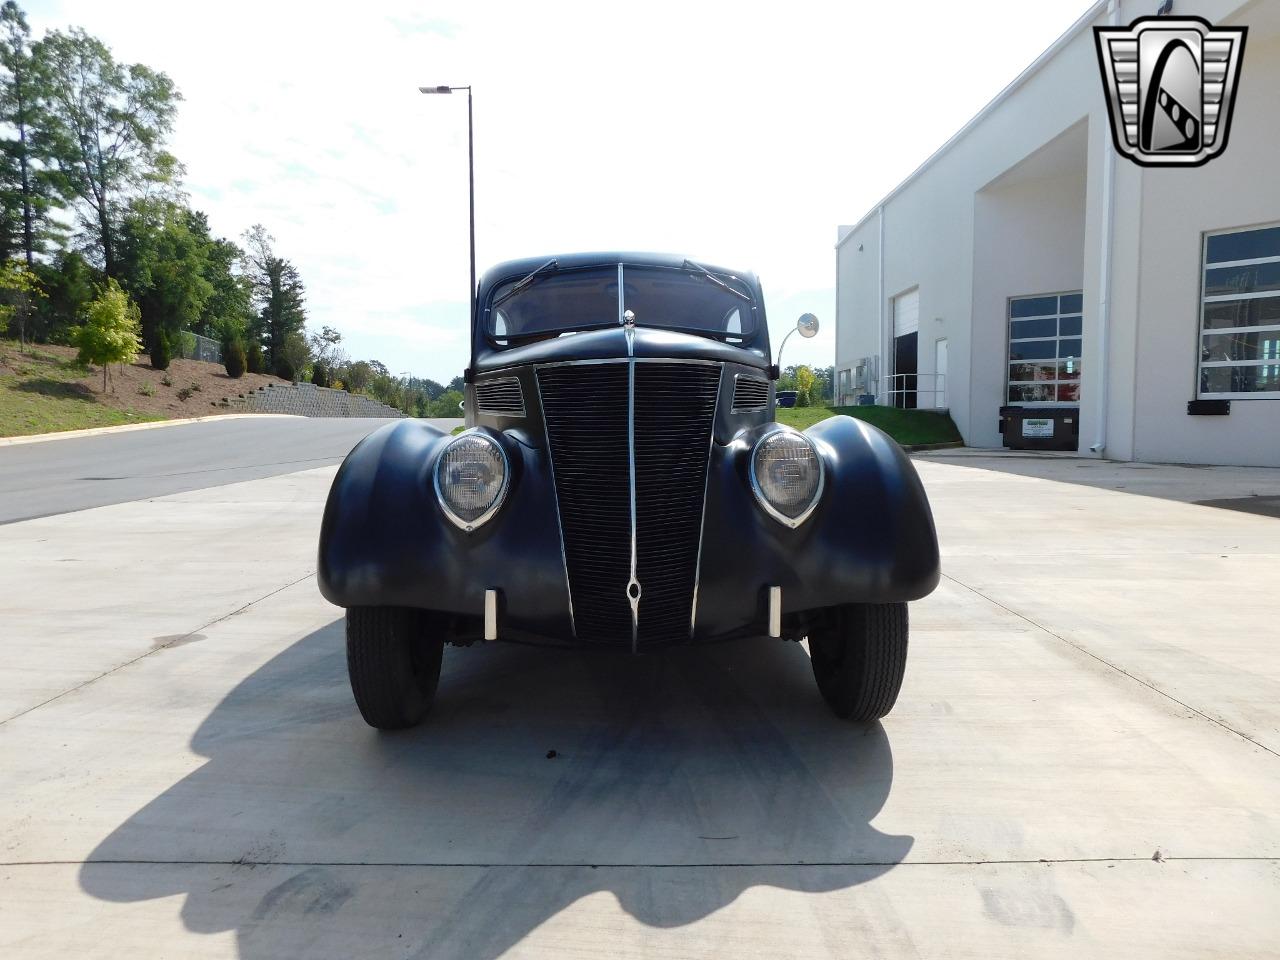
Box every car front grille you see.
[538,361,722,646]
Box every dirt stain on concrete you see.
[151,633,207,650]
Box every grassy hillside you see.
[0,340,288,438]
[775,405,962,447]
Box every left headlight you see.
[749,429,824,527]
[434,431,510,531]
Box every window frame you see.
[1197,222,1280,401]
[1005,290,1083,407]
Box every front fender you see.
[693,415,940,637]
[317,420,573,638]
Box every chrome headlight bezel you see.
[433,429,511,532]
[748,428,825,528]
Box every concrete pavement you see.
[0,451,1278,957]
[0,416,461,525]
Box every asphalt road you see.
[0,416,461,524]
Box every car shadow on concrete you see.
[80,620,911,959]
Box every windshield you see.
[488,265,757,344]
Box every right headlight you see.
[434,431,510,531]
[749,429,824,527]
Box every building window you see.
[1007,292,1082,404]
[1199,224,1280,399]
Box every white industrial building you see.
[835,0,1280,466]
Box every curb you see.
[0,413,302,447]
[903,441,966,452]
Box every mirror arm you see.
[775,327,798,372]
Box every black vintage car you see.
[319,252,939,729]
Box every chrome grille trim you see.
[534,373,575,636]
[689,365,724,637]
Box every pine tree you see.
[0,2,62,265]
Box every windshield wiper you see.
[682,258,752,303]
[493,258,559,308]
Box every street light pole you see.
[419,84,476,336]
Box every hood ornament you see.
[622,309,635,327]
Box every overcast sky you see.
[26,0,1093,382]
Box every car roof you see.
[477,252,757,289]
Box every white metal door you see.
[934,337,948,408]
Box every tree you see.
[0,2,66,268]
[431,389,464,417]
[447,374,465,394]
[117,199,212,354]
[344,360,372,394]
[794,365,816,407]
[308,324,342,364]
[34,27,180,277]
[242,224,306,374]
[72,278,141,392]
[188,214,252,342]
[31,248,92,342]
[0,258,41,346]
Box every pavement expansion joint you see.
[940,572,1280,761]
[0,572,317,728]
[4,856,1279,869]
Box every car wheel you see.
[346,606,444,730]
[807,602,908,721]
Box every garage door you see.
[893,288,919,337]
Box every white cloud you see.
[24,0,1091,379]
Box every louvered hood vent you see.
[732,374,770,412]
[474,377,525,416]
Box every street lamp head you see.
[419,85,453,94]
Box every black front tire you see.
[346,606,444,730]
[808,602,908,721]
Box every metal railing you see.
[886,372,947,410]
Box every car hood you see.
[474,327,770,374]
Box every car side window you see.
[724,307,743,342]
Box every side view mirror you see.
[775,313,820,370]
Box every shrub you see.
[150,330,172,371]
[246,340,265,374]
[311,359,330,388]
[279,331,310,383]
[189,381,201,393]
[224,339,247,378]
[177,385,194,402]
[161,373,173,387]
[138,382,156,397]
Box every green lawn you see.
[0,341,162,438]
[775,404,962,447]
